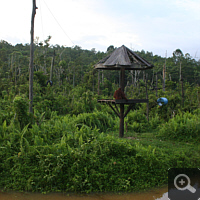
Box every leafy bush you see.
[13,95,29,129]
[149,113,163,130]
[70,110,115,132]
[126,110,148,132]
[158,112,200,143]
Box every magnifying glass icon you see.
[174,174,196,193]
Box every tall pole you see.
[145,73,149,122]
[119,67,125,138]
[29,0,37,113]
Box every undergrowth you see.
[157,110,200,143]
[0,110,200,193]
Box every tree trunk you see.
[180,62,184,106]
[50,50,55,81]
[156,72,158,97]
[73,66,75,88]
[163,64,166,91]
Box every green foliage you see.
[70,110,115,132]
[149,113,162,130]
[0,117,199,193]
[13,95,29,129]
[158,111,200,143]
[127,110,148,133]
[0,40,200,194]
[34,71,47,88]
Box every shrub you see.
[70,110,115,132]
[149,113,163,130]
[13,95,29,129]
[126,110,148,132]
[157,112,200,143]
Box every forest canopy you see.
[0,39,200,91]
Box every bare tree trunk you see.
[180,62,184,106]
[73,66,75,88]
[163,64,166,91]
[50,50,55,81]
[29,0,37,113]
[163,51,167,92]
[156,72,158,97]
[11,54,14,80]
[15,53,17,86]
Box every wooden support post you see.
[145,73,149,121]
[114,104,120,115]
[119,104,124,138]
[108,103,120,118]
[124,104,135,118]
[119,66,125,138]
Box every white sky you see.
[1,0,200,58]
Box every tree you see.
[107,45,115,53]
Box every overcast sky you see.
[1,0,200,58]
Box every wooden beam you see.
[107,102,120,118]
[115,99,148,104]
[114,104,120,116]
[124,104,135,118]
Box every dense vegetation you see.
[0,38,200,193]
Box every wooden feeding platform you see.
[94,45,154,138]
[98,99,148,104]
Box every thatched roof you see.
[95,45,154,70]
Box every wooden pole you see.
[29,0,37,113]
[145,73,149,122]
[119,67,125,138]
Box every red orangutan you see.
[114,88,128,100]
